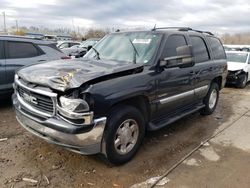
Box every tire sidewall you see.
[104,105,145,165]
[201,83,219,115]
[237,74,247,88]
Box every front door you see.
[155,34,196,118]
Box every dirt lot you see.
[1,85,250,188]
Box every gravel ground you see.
[1,86,249,188]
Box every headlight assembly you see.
[235,70,243,76]
[59,96,89,113]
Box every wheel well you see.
[212,76,222,90]
[110,96,150,122]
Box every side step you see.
[148,103,205,131]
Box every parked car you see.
[226,51,250,88]
[13,28,227,164]
[0,35,69,97]
[64,38,100,58]
[57,41,81,49]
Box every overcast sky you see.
[1,0,250,33]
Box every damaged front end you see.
[226,69,245,85]
[12,74,107,155]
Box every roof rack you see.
[151,27,214,36]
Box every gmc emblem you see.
[23,93,38,105]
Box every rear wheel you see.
[200,82,219,115]
[103,105,145,165]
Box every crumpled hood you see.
[227,61,247,71]
[18,59,143,92]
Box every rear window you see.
[0,41,4,59]
[190,36,209,63]
[208,37,226,60]
[7,41,40,59]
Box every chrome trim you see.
[57,105,93,125]
[15,76,57,97]
[17,93,53,118]
[159,85,209,105]
[16,108,107,154]
[15,75,57,118]
[159,90,194,104]
[194,85,209,94]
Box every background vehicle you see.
[226,51,250,88]
[57,41,81,49]
[13,28,227,164]
[64,38,100,58]
[0,35,68,97]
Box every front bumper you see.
[226,72,245,85]
[13,94,107,155]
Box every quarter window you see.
[208,37,226,60]
[8,41,40,59]
[190,36,209,63]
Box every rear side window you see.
[163,35,187,57]
[7,41,40,59]
[0,41,4,59]
[208,37,226,60]
[190,36,209,63]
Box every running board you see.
[148,104,205,131]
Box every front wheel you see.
[103,105,145,165]
[200,82,219,115]
[237,74,247,88]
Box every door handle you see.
[189,71,196,75]
[38,60,46,62]
[208,67,213,71]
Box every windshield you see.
[227,53,248,63]
[84,32,162,64]
[79,41,97,48]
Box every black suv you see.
[13,28,227,164]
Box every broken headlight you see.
[59,96,89,113]
[235,70,243,76]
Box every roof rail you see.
[151,27,214,35]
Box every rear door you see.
[5,41,47,89]
[0,40,6,91]
[187,35,212,100]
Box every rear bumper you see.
[13,94,107,155]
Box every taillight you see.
[61,56,71,59]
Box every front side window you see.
[161,35,188,65]
[84,32,162,64]
[208,37,226,60]
[8,41,40,59]
[190,36,209,63]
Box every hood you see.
[18,59,144,92]
[227,61,247,71]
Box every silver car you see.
[0,35,68,97]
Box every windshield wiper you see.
[128,38,139,64]
[92,47,100,60]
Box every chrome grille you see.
[17,85,54,116]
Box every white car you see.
[226,51,250,88]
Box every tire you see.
[237,74,247,88]
[200,82,219,115]
[103,105,145,165]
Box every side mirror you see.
[160,45,194,68]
